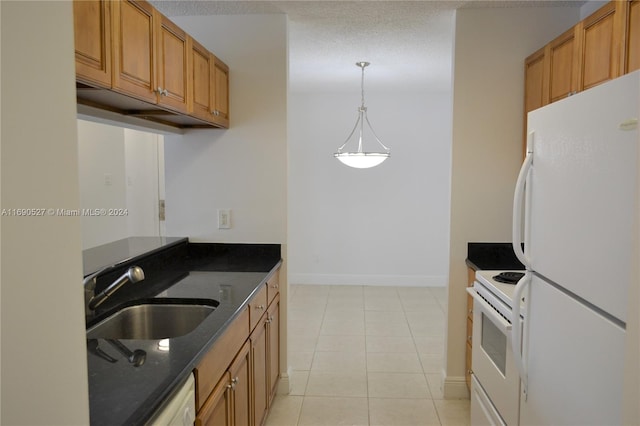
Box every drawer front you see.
[266,271,280,304]
[194,306,249,410]
[249,284,268,331]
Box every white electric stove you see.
[474,269,526,311]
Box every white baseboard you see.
[288,273,447,287]
[443,375,470,399]
[276,366,292,395]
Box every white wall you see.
[445,6,580,397]
[124,128,163,238]
[163,14,290,392]
[164,15,287,245]
[288,91,451,286]
[77,120,163,249]
[78,120,129,248]
[0,1,90,423]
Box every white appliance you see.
[147,373,196,426]
[467,271,525,426]
[511,71,639,425]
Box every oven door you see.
[467,284,521,426]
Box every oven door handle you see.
[466,287,512,333]
[511,272,531,396]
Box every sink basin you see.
[87,301,218,340]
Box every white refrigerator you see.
[511,71,639,425]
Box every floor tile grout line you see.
[282,285,466,426]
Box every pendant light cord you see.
[360,63,366,109]
[335,61,390,154]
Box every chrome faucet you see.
[85,266,145,310]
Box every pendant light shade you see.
[334,62,390,169]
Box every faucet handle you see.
[83,265,113,290]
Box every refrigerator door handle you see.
[512,132,534,269]
[511,272,531,397]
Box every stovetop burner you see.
[492,271,525,284]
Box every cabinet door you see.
[191,38,215,123]
[196,372,232,426]
[465,267,475,390]
[576,1,625,91]
[112,0,157,103]
[212,56,230,128]
[250,317,268,426]
[73,0,111,88]
[155,12,189,113]
[547,27,579,103]
[627,0,640,73]
[267,295,280,405]
[229,341,251,426]
[524,47,548,114]
[523,46,547,155]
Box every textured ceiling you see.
[151,0,585,92]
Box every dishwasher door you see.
[147,373,196,426]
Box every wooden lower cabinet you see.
[229,341,251,426]
[465,267,475,391]
[267,295,280,405]
[251,315,269,426]
[195,267,281,426]
[196,371,232,426]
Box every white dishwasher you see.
[147,373,196,426]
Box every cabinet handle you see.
[269,315,274,322]
[467,335,472,342]
[211,110,220,116]
[265,318,271,324]
[255,304,265,310]
[227,377,239,390]
[271,284,278,289]
[468,309,473,315]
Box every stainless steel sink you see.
[87,302,217,340]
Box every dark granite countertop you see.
[84,239,281,426]
[466,242,525,270]
[83,237,188,276]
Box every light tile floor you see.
[265,285,470,426]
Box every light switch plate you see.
[218,209,231,229]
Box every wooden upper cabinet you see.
[524,47,548,115]
[73,0,111,88]
[213,56,230,128]
[156,12,190,113]
[74,0,230,128]
[575,1,626,91]
[190,38,215,122]
[626,0,640,72]
[111,0,157,103]
[522,44,550,156]
[547,27,579,103]
[189,41,231,128]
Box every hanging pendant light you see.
[334,61,390,169]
